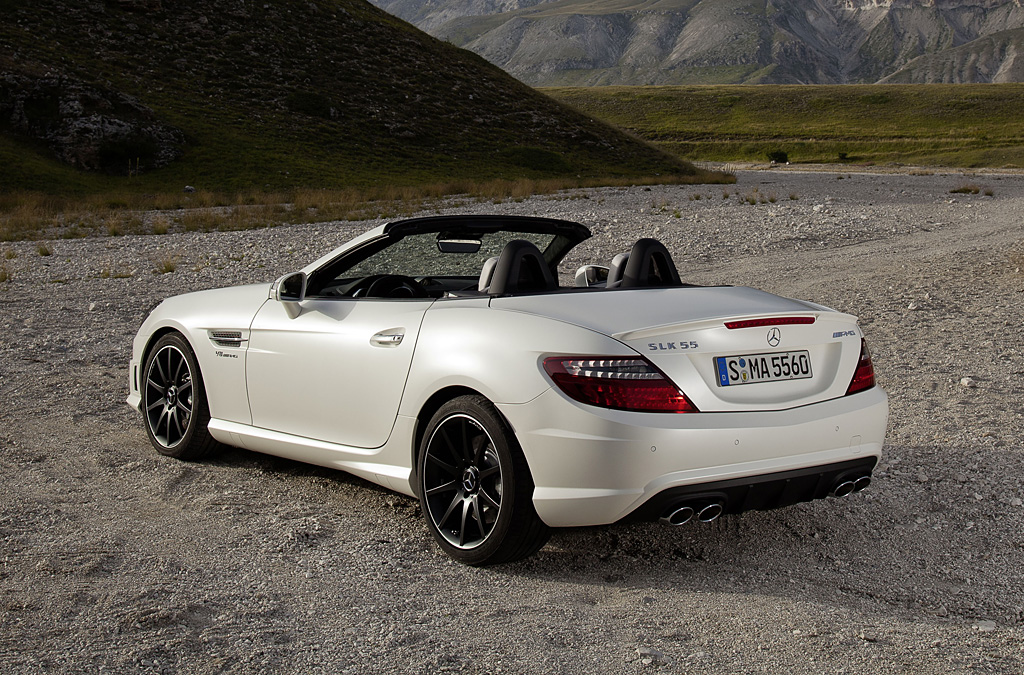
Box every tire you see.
[141,332,219,461]
[418,395,550,566]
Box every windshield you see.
[345,230,554,278]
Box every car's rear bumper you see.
[497,385,888,527]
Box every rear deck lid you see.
[491,287,866,411]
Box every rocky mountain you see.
[0,0,693,193]
[369,0,1024,84]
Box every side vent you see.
[209,330,245,348]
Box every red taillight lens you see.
[725,317,816,329]
[846,338,876,395]
[543,357,698,413]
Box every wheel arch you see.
[410,386,519,497]
[141,326,191,375]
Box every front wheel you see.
[418,396,550,565]
[142,332,219,460]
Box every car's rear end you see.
[489,287,888,528]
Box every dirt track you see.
[1,169,1023,674]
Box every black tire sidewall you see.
[418,395,535,566]
[142,332,208,459]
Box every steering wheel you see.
[365,274,429,298]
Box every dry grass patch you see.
[0,172,734,242]
[153,252,180,274]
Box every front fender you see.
[127,284,271,424]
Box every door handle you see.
[370,329,405,348]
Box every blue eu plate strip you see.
[716,357,730,386]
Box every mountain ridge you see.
[371,0,1024,84]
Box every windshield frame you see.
[304,215,591,297]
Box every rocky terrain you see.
[371,0,1024,85]
[1,168,1023,673]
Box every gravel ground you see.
[1,169,1023,674]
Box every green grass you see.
[544,84,1024,167]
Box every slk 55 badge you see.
[648,341,699,351]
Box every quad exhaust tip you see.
[660,505,695,526]
[832,474,872,498]
[697,502,724,522]
[831,480,856,498]
[659,501,723,526]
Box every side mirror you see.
[274,272,307,302]
[574,264,609,288]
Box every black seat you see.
[615,238,682,288]
[486,240,557,295]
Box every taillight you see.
[542,357,698,413]
[846,338,876,395]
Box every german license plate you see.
[715,351,812,386]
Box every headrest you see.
[487,239,557,295]
[619,238,681,288]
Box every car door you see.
[245,296,434,449]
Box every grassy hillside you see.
[0,0,707,200]
[545,84,1024,167]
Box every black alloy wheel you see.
[418,395,549,565]
[142,333,218,460]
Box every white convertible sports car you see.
[128,215,888,565]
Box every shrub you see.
[37,243,52,256]
[766,149,788,163]
[950,183,980,195]
[154,253,179,274]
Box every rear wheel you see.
[418,395,549,565]
[142,333,218,460]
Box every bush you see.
[766,149,788,163]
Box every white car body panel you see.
[500,385,887,526]
[207,416,418,496]
[128,284,270,425]
[246,296,433,448]
[128,215,888,537]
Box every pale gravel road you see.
[1,169,1022,674]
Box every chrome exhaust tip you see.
[660,505,695,526]
[853,475,871,492]
[831,480,856,498]
[696,502,724,523]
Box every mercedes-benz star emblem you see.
[767,327,781,347]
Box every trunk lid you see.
[491,287,866,411]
